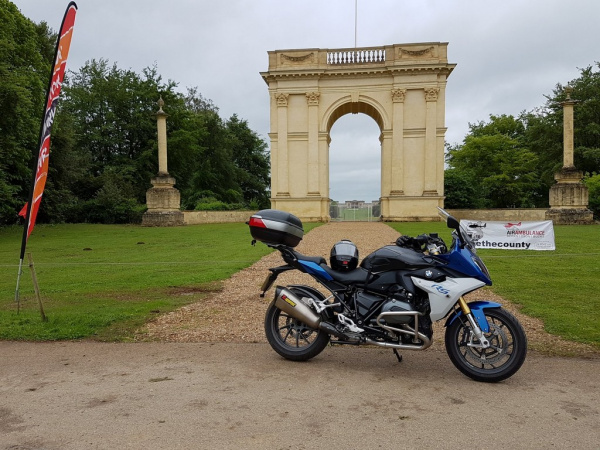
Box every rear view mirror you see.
[447,216,460,231]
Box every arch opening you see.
[329,112,382,221]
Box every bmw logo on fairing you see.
[425,270,432,278]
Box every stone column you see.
[275,93,290,196]
[156,98,169,176]
[546,88,593,224]
[562,89,576,168]
[390,88,405,195]
[423,87,439,196]
[306,91,320,195]
[142,97,185,226]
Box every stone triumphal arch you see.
[261,43,455,221]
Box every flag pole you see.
[15,51,45,308]
[354,0,358,49]
[15,259,24,310]
[15,1,78,309]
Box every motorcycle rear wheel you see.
[264,293,330,362]
[445,307,527,382]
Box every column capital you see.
[155,96,168,118]
[275,93,289,107]
[306,91,320,105]
[391,88,406,103]
[424,87,440,102]
[560,87,578,107]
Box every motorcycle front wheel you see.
[445,307,527,382]
[264,295,330,362]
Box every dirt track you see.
[2,222,599,449]
[1,341,599,449]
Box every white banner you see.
[460,220,556,251]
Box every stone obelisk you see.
[142,97,185,226]
[546,88,593,224]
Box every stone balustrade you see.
[327,48,386,65]
[264,43,450,73]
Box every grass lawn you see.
[0,222,320,341]
[387,221,600,350]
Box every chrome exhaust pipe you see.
[274,287,349,339]
[274,287,322,329]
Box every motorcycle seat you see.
[319,265,369,284]
[293,251,327,266]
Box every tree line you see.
[2,0,599,226]
[445,65,600,218]
[0,0,270,226]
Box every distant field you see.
[387,222,600,350]
[332,207,378,222]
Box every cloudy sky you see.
[11,0,600,202]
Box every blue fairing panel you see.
[298,260,334,281]
[445,301,502,333]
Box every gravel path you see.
[143,222,400,343]
[143,222,599,357]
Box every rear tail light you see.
[248,216,266,228]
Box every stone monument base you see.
[545,208,593,225]
[546,168,593,224]
[142,210,185,227]
[142,175,184,226]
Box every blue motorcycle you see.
[249,208,527,382]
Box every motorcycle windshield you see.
[459,222,479,254]
[437,239,492,285]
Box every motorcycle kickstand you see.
[392,348,403,363]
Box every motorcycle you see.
[248,208,527,382]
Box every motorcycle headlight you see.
[472,256,491,279]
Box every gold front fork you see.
[458,296,490,348]
[458,296,471,315]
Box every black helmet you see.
[330,239,359,271]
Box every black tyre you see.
[264,289,330,361]
[445,307,527,382]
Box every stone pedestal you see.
[142,176,184,226]
[141,97,184,227]
[545,88,593,225]
[546,168,593,224]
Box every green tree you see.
[584,173,600,219]
[58,63,271,220]
[58,59,182,222]
[0,0,52,225]
[446,115,543,208]
[523,65,600,211]
[446,65,600,210]
[0,3,272,225]
[443,168,479,208]
[226,114,270,209]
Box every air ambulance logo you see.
[504,221,545,237]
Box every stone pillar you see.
[390,88,405,196]
[423,87,439,195]
[306,91,320,195]
[562,89,576,169]
[156,98,169,176]
[142,97,185,226]
[546,88,593,224]
[275,93,289,196]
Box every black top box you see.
[248,209,304,247]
